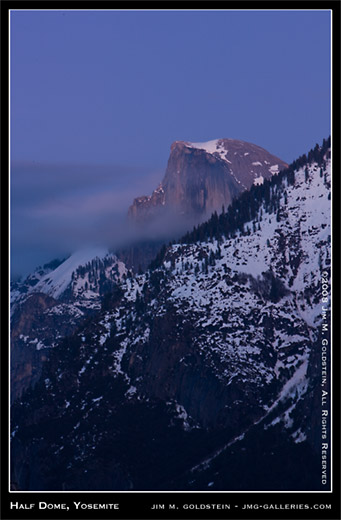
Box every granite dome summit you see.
[128,138,288,225]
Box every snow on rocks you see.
[187,139,222,155]
[16,247,126,303]
[253,175,264,185]
[269,164,279,174]
[33,247,109,299]
[129,158,330,410]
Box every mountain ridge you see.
[10,138,331,491]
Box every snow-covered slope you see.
[11,146,331,491]
[47,155,330,430]
[33,248,109,299]
[11,248,127,307]
[164,160,330,326]
[96,157,330,437]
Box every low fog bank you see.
[11,161,204,280]
[115,207,203,272]
[10,161,164,279]
[11,203,200,281]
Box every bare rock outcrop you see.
[128,139,288,225]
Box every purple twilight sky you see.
[10,9,331,277]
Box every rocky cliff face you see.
[128,139,288,225]
[10,142,331,491]
[11,293,57,404]
[10,250,127,402]
[123,138,288,271]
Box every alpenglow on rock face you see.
[128,139,288,224]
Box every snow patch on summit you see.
[187,139,221,155]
